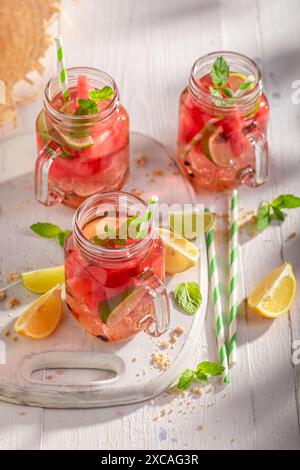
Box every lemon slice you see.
[228,72,254,93]
[20,265,65,294]
[247,262,296,318]
[169,211,215,240]
[14,286,63,339]
[157,227,199,274]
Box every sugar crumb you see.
[136,154,147,167]
[0,291,6,302]
[286,232,297,241]
[6,297,20,309]
[192,386,204,396]
[170,334,177,344]
[7,272,19,282]
[151,353,171,370]
[160,339,170,350]
[174,326,185,335]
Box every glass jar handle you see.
[35,141,65,206]
[139,269,170,336]
[239,122,269,187]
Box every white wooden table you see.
[0,0,300,450]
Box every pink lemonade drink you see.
[178,52,270,191]
[64,192,170,343]
[35,68,129,208]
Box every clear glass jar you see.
[64,191,170,343]
[177,51,270,191]
[35,67,129,208]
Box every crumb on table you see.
[174,326,185,335]
[192,386,204,396]
[170,334,177,344]
[7,273,19,282]
[136,154,147,167]
[286,232,297,241]
[6,297,20,309]
[151,353,171,370]
[160,339,170,350]
[0,291,6,302]
[151,169,164,177]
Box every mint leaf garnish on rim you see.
[209,56,254,103]
[256,194,300,231]
[30,222,71,247]
[177,361,224,390]
[210,56,230,87]
[75,99,98,116]
[174,281,202,315]
[89,86,114,101]
[74,85,114,116]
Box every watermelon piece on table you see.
[77,75,89,100]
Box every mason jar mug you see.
[177,51,270,191]
[35,67,129,208]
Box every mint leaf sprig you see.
[177,361,225,391]
[75,85,114,116]
[30,222,71,248]
[256,194,300,231]
[209,56,254,105]
[174,282,202,315]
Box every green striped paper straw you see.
[228,190,239,366]
[205,208,230,384]
[136,196,159,239]
[54,36,70,101]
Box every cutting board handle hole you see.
[20,352,124,387]
[30,367,117,385]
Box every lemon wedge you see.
[14,286,63,339]
[247,262,296,318]
[169,211,215,240]
[20,265,65,294]
[157,227,199,274]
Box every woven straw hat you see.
[0,0,61,126]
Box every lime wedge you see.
[228,72,254,93]
[53,125,94,150]
[203,126,234,168]
[20,265,65,294]
[37,110,50,144]
[169,211,215,240]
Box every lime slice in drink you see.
[54,125,94,150]
[20,265,65,294]
[202,125,234,168]
[169,211,215,240]
[228,72,254,93]
[37,110,51,144]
